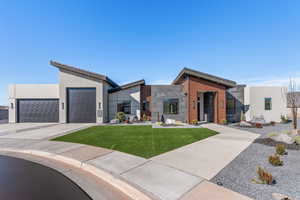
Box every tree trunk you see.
[292,107,298,130]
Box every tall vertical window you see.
[163,99,179,114]
[265,98,272,110]
[117,101,131,114]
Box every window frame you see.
[163,98,179,115]
[264,97,272,111]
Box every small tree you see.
[284,78,299,130]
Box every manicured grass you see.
[52,125,218,158]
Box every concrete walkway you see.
[152,123,259,180]
[0,123,257,200]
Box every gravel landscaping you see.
[212,120,300,200]
[229,119,300,138]
[211,143,300,200]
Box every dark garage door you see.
[17,99,59,123]
[67,88,96,123]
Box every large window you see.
[265,98,272,110]
[117,101,131,114]
[163,99,179,114]
[226,95,235,114]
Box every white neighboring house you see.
[244,86,289,123]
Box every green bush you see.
[276,144,286,155]
[268,155,283,166]
[116,112,126,122]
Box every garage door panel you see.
[18,99,59,123]
[67,88,96,123]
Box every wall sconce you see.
[11,103,14,109]
[99,102,102,110]
[62,102,64,110]
[193,100,196,109]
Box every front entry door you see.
[204,92,215,122]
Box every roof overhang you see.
[108,79,145,93]
[172,67,236,88]
[50,61,119,88]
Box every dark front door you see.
[17,99,59,123]
[204,92,215,122]
[67,88,96,123]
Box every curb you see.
[0,148,154,200]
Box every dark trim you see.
[172,67,236,88]
[50,60,119,88]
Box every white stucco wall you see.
[8,84,59,123]
[244,86,289,122]
[59,71,108,123]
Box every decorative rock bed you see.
[254,138,300,150]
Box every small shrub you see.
[252,166,274,185]
[281,115,288,124]
[267,132,278,138]
[268,155,283,166]
[116,112,126,122]
[221,119,227,125]
[191,119,198,125]
[142,114,148,121]
[270,121,276,126]
[295,136,300,145]
[255,123,263,128]
[276,144,287,155]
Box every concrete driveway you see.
[0,123,92,140]
[152,123,260,180]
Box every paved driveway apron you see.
[151,123,259,180]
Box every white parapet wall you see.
[8,84,59,123]
[244,86,289,123]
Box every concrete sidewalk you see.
[0,123,92,139]
[0,123,256,200]
[152,123,259,180]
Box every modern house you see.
[8,61,237,124]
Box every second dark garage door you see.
[67,88,96,123]
[17,99,59,123]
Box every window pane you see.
[117,101,131,114]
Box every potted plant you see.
[255,123,263,128]
[270,121,276,126]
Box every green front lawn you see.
[52,125,217,158]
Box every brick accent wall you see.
[181,76,227,124]
[140,85,152,118]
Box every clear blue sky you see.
[1,0,300,105]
